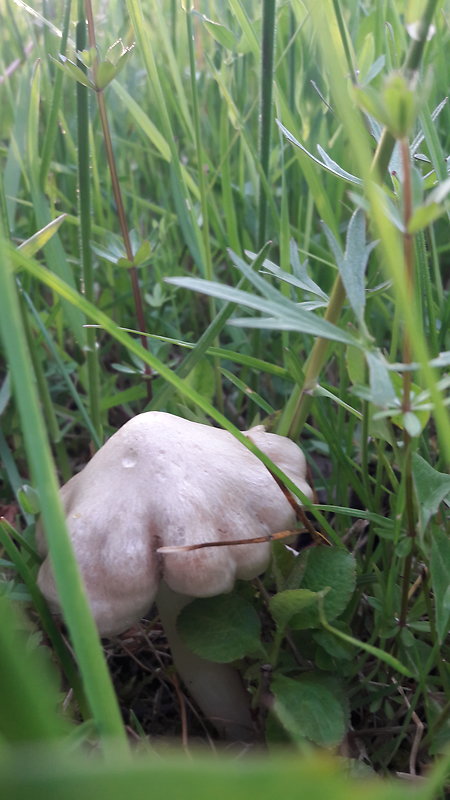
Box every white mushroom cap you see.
[37,411,312,637]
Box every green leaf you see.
[76,47,97,68]
[313,625,354,661]
[341,209,372,325]
[114,47,135,78]
[254,248,328,301]
[18,215,67,257]
[105,40,125,65]
[105,40,135,71]
[346,344,366,385]
[177,592,264,663]
[277,120,362,185]
[221,368,274,415]
[95,61,117,90]
[324,210,377,328]
[290,240,329,299]
[427,176,450,205]
[195,12,236,50]
[291,548,356,628]
[408,203,442,233]
[269,589,322,630]
[366,351,397,408]
[412,453,450,535]
[134,239,152,266]
[183,360,215,406]
[354,85,387,126]
[271,673,348,746]
[382,73,417,138]
[52,55,94,89]
[318,614,414,678]
[17,484,40,515]
[116,257,134,269]
[166,276,360,347]
[402,411,422,437]
[314,385,362,419]
[430,529,450,643]
[356,74,417,139]
[408,177,450,233]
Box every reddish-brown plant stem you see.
[85,0,152,400]
[399,136,417,629]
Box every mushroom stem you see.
[156,582,256,741]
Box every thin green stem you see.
[258,0,276,247]
[399,136,417,630]
[77,3,102,443]
[278,275,347,438]
[185,2,223,412]
[85,0,152,401]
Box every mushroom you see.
[37,411,312,739]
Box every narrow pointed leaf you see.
[18,214,67,257]
[340,209,376,324]
[277,120,362,185]
[412,454,450,535]
[166,276,360,346]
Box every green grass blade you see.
[0,595,70,743]
[39,0,71,189]
[319,603,414,680]
[26,62,85,347]
[0,519,88,715]
[0,237,128,753]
